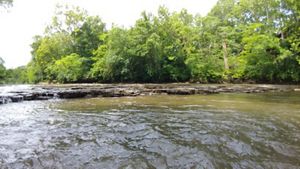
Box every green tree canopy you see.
[19,1,300,84]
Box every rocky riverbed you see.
[0,83,299,104]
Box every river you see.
[0,85,300,168]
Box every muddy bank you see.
[0,83,299,104]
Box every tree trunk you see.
[222,40,229,70]
[281,31,284,40]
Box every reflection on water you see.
[0,92,300,168]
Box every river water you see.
[0,87,300,168]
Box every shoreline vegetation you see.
[0,0,299,85]
[0,83,299,104]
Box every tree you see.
[238,23,296,82]
[45,5,88,35]
[25,2,299,84]
[30,33,73,81]
[72,16,106,58]
[153,7,192,82]
[91,27,130,82]
[4,66,28,84]
[29,5,106,83]
[27,61,42,84]
[48,53,88,83]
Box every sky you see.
[0,0,218,68]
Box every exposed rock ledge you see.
[0,84,299,104]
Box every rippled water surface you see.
[0,91,300,169]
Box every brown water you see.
[0,92,300,168]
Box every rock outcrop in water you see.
[0,84,298,104]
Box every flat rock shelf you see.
[0,84,299,104]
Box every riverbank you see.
[0,83,299,104]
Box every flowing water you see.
[0,86,300,168]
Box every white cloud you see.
[0,0,218,68]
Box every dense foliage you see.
[1,0,299,84]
